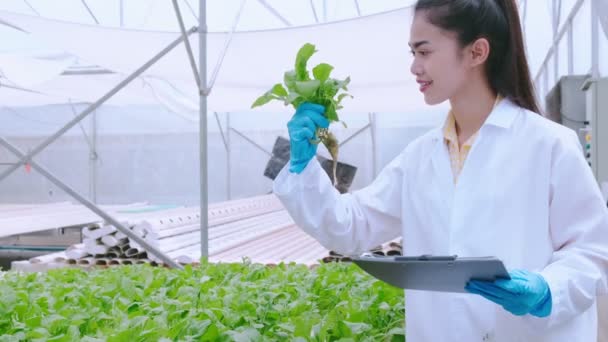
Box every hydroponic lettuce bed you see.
[0,261,405,341]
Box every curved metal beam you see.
[257,0,292,26]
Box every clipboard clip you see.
[405,254,458,261]
[419,254,457,261]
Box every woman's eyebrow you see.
[408,40,430,49]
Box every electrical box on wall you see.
[545,75,589,148]
[583,78,608,187]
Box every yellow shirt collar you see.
[442,94,503,145]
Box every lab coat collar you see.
[430,97,521,141]
[484,97,521,129]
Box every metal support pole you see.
[310,0,319,23]
[81,0,100,24]
[591,0,600,77]
[0,18,27,33]
[556,0,563,28]
[227,113,231,200]
[90,109,97,203]
[22,0,40,16]
[353,0,361,16]
[369,113,377,178]
[0,27,198,185]
[568,21,574,74]
[172,0,202,90]
[534,0,585,83]
[183,0,199,20]
[257,0,292,26]
[552,0,559,84]
[69,102,95,155]
[213,112,231,201]
[0,83,41,95]
[338,123,371,147]
[208,0,247,93]
[230,127,272,156]
[199,0,209,259]
[0,137,182,269]
[214,112,228,150]
[120,0,124,27]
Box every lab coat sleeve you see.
[272,154,405,256]
[534,130,608,327]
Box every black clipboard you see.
[352,254,510,293]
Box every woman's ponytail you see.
[492,0,540,113]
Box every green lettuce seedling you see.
[252,43,352,185]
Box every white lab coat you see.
[273,99,608,342]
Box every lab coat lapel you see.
[427,99,520,229]
[430,131,455,222]
[451,99,520,198]
[452,130,485,195]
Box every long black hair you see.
[415,0,540,114]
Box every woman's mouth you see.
[418,80,433,92]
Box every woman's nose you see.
[410,59,422,76]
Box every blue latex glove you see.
[465,269,552,317]
[287,102,329,174]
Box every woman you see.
[273,0,608,341]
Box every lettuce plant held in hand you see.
[252,43,352,185]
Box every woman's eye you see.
[410,50,430,57]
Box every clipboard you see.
[352,254,510,293]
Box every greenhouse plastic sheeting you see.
[0,7,432,114]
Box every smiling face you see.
[409,10,471,105]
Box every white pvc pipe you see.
[137,214,200,232]
[132,225,146,237]
[147,230,200,247]
[83,237,99,247]
[101,234,121,247]
[147,240,201,261]
[83,225,118,239]
[165,221,294,262]
[106,251,120,259]
[175,254,196,264]
[144,222,200,240]
[28,194,291,267]
[65,248,88,260]
[116,244,130,253]
[84,244,108,256]
[78,257,93,265]
[30,250,69,263]
[208,220,292,254]
[95,258,108,266]
[125,248,140,257]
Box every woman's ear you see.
[469,37,491,67]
